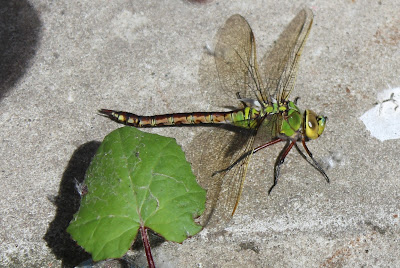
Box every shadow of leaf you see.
[44,141,100,267]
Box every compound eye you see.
[305,110,319,140]
[317,116,326,136]
[308,117,318,131]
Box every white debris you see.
[321,151,343,171]
[360,87,400,141]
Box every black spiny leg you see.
[268,140,296,194]
[301,138,330,183]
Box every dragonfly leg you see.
[253,138,283,153]
[301,138,330,183]
[268,140,296,195]
[211,150,252,176]
[212,138,283,177]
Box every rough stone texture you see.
[1,0,399,267]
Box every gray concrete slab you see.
[1,0,399,267]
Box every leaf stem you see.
[140,226,155,268]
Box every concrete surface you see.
[1,0,399,267]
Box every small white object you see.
[321,151,343,171]
[360,87,400,141]
[238,98,262,108]
[204,43,215,56]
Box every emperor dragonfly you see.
[100,8,329,225]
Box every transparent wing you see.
[188,125,258,227]
[214,14,267,105]
[262,8,314,102]
[193,113,280,227]
[191,14,269,226]
[193,30,263,226]
[189,10,314,227]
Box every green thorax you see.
[231,101,302,138]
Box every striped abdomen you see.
[99,107,261,129]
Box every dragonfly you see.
[100,8,329,226]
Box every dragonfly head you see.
[304,110,327,140]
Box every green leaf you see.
[67,127,206,261]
